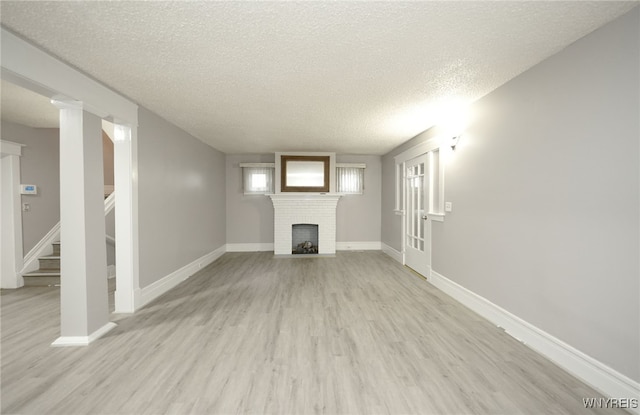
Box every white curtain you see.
[336,166,364,194]
[243,166,274,194]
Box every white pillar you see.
[51,100,116,346]
[113,123,140,312]
[0,141,25,289]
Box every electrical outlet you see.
[445,202,452,212]
[22,203,31,212]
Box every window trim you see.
[336,163,366,195]
[240,163,275,195]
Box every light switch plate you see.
[445,202,453,212]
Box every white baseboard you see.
[51,322,117,347]
[226,243,274,252]
[381,243,403,263]
[429,270,640,414]
[336,241,382,251]
[138,245,226,309]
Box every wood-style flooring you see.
[1,251,618,414]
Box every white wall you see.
[225,154,382,247]
[382,7,639,382]
[137,107,226,288]
[0,121,59,255]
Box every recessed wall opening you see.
[292,224,318,254]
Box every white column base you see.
[51,322,117,347]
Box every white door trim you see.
[394,136,443,164]
[0,140,25,288]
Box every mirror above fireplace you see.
[280,155,330,193]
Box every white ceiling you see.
[1,1,637,155]
[1,79,60,128]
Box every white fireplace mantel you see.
[269,193,341,201]
[269,193,341,255]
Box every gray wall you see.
[137,107,226,288]
[225,154,275,245]
[380,153,399,251]
[105,209,115,266]
[225,154,382,245]
[382,8,639,381]
[335,155,381,243]
[1,121,59,255]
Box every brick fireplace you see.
[269,194,341,255]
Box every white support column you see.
[3,26,139,315]
[113,123,140,312]
[51,100,116,346]
[0,140,25,289]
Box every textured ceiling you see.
[1,79,59,128]
[1,1,637,155]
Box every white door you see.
[404,154,431,278]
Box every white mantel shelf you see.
[269,193,342,201]
[269,193,341,256]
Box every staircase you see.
[23,242,61,287]
[19,192,116,288]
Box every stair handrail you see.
[21,191,116,274]
[104,191,115,214]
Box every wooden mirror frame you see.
[281,155,330,192]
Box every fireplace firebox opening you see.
[292,224,319,254]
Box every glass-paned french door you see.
[404,153,431,278]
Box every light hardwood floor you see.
[1,252,619,414]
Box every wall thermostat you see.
[20,184,38,195]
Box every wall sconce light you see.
[450,136,461,150]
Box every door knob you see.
[422,215,428,220]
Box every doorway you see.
[404,154,432,278]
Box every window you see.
[240,163,275,194]
[336,163,365,194]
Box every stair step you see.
[38,256,60,270]
[24,240,63,286]
[24,270,61,277]
[23,271,60,287]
